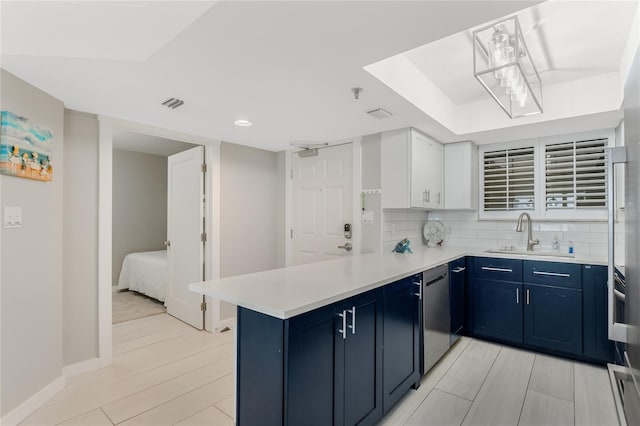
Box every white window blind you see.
[483,146,535,211]
[545,138,607,210]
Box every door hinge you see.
[290,168,293,179]
[202,163,207,173]
[201,232,207,242]
[290,229,293,239]
[200,301,207,311]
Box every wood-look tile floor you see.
[380,337,620,426]
[22,315,619,425]
[22,314,235,426]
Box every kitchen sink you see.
[485,249,575,258]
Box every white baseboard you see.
[0,375,66,426]
[63,357,101,378]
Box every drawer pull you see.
[481,266,513,273]
[532,271,570,278]
[452,267,466,273]
[337,311,347,339]
[516,288,520,304]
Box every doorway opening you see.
[111,128,201,325]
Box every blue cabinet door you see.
[524,284,582,355]
[583,265,615,363]
[450,258,466,344]
[286,304,339,426]
[383,275,421,413]
[473,278,523,344]
[338,289,384,426]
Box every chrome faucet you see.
[515,212,539,252]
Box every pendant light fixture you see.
[473,16,542,118]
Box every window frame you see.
[478,129,614,221]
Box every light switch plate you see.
[3,206,22,228]
[361,210,374,224]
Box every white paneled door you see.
[166,146,205,329]
[292,143,353,265]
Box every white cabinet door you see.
[381,128,443,210]
[424,139,443,209]
[444,141,478,210]
[410,131,429,208]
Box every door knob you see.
[338,242,353,252]
[164,240,171,248]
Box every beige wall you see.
[220,142,279,278]
[0,69,65,415]
[112,149,168,286]
[63,110,99,366]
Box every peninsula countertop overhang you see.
[189,246,616,320]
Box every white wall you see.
[220,142,278,276]
[63,110,99,366]
[112,149,167,286]
[0,69,64,416]
[361,133,383,254]
[219,142,279,317]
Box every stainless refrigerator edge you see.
[623,43,640,424]
[610,43,640,425]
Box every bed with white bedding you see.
[117,250,168,302]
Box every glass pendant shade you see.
[473,16,542,118]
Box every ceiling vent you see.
[162,98,184,109]
[366,107,393,120]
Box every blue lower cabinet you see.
[523,284,582,355]
[286,304,339,426]
[382,276,421,413]
[337,290,384,426]
[238,288,385,426]
[473,278,523,344]
[449,258,466,344]
[583,265,615,363]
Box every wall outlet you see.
[3,206,22,229]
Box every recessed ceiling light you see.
[234,119,252,127]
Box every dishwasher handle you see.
[424,273,447,287]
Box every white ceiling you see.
[404,0,639,105]
[112,128,199,157]
[0,0,543,151]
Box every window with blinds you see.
[483,147,535,211]
[545,138,607,210]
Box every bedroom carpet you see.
[112,290,166,323]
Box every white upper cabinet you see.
[381,128,443,209]
[444,141,478,210]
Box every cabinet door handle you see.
[452,267,466,273]
[526,288,530,305]
[413,279,422,299]
[436,192,441,204]
[532,271,570,278]
[482,266,513,273]
[338,310,347,339]
[426,190,430,203]
[423,190,427,204]
[347,306,356,334]
[516,288,520,304]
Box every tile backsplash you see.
[381,209,625,259]
[428,210,625,259]
[382,210,429,251]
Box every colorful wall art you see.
[0,110,54,181]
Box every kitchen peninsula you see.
[190,246,616,426]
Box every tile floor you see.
[381,338,620,426]
[21,314,620,425]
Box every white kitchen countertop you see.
[189,246,618,320]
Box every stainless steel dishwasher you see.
[422,264,450,374]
